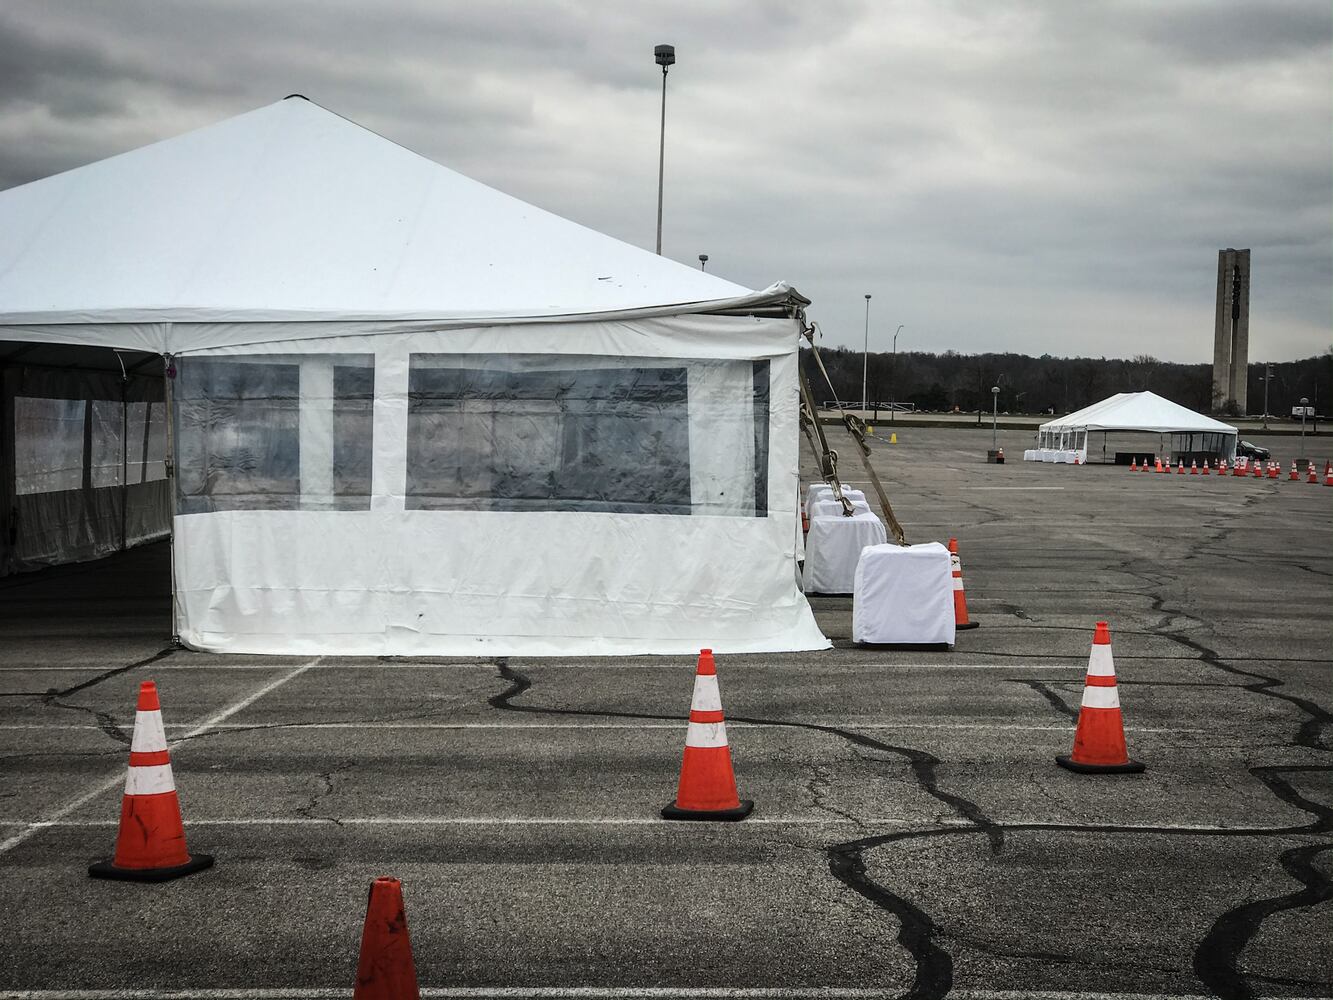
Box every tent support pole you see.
[162,354,181,647]
[0,367,14,574]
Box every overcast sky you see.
[1,1,1328,362]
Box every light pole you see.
[1301,396,1309,454]
[1263,363,1272,430]
[861,294,871,415]
[991,385,1000,451]
[698,253,708,271]
[654,44,675,256]
[890,324,904,423]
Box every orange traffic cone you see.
[1190,460,1198,475]
[1325,466,1333,487]
[354,877,420,1000]
[1140,457,1150,473]
[1056,622,1144,774]
[947,537,980,631]
[662,650,753,821]
[1129,457,1138,471]
[1233,458,1245,477]
[1176,460,1185,474]
[1289,462,1298,481]
[89,681,213,882]
[1153,456,1163,473]
[1252,459,1263,479]
[1217,458,1225,474]
[1308,463,1318,484]
[1202,459,1210,475]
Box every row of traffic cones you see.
[1129,456,1333,483]
[92,611,1121,892]
[87,657,758,886]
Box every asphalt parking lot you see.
[1,425,1329,999]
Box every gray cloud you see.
[0,0,1327,361]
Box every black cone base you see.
[1056,755,1145,775]
[956,621,980,631]
[661,799,754,822]
[89,853,214,882]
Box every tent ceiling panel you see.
[0,98,796,337]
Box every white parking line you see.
[0,661,1086,671]
[0,816,955,829]
[0,988,1297,999]
[0,817,1292,834]
[0,660,318,857]
[0,722,1201,733]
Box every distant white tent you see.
[1030,391,1238,465]
[0,97,829,656]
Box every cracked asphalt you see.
[0,425,1329,999]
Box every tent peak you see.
[0,97,784,331]
[283,93,310,102]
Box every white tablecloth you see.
[852,542,955,645]
[802,511,887,595]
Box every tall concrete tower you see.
[1211,248,1251,413]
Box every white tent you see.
[1031,391,1238,465]
[0,97,829,656]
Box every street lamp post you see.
[861,294,871,416]
[992,386,1000,451]
[890,324,904,423]
[1262,363,1272,430]
[698,253,708,271]
[1301,396,1309,454]
[654,44,675,256]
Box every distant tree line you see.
[801,345,1333,418]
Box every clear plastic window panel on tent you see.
[173,355,374,514]
[15,397,167,494]
[406,354,770,516]
[1171,431,1234,457]
[14,398,85,494]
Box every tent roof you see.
[0,97,798,330]
[1040,391,1237,435]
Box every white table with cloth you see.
[852,541,955,645]
[801,511,887,595]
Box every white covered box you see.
[805,483,866,512]
[809,498,871,518]
[802,511,887,595]
[852,541,955,646]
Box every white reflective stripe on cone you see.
[1081,685,1121,710]
[953,575,964,591]
[1087,644,1116,677]
[950,555,961,573]
[130,710,168,753]
[690,674,722,713]
[685,721,729,749]
[125,763,176,796]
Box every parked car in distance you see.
[1236,440,1271,460]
